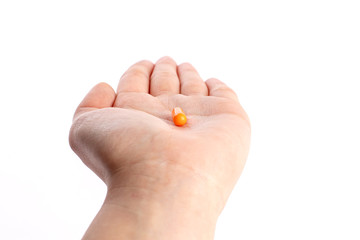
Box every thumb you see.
[73,82,116,121]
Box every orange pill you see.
[172,107,187,126]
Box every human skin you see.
[69,56,251,240]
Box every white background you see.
[0,0,359,239]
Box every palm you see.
[70,57,250,206]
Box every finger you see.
[73,82,116,121]
[178,62,208,96]
[150,56,179,96]
[117,60,154,93]
[205,78,239,101]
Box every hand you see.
[69,56,251,239]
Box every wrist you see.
[103,167,220,240]
[83,159,224,240]
[102,186,217,240]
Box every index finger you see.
[117,60,154,94]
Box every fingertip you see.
[156,56,177,65]
[89,82,116,104]
[133,59,154,68]
[178,62,195,71]
[178,62,190,67]
[96,82,116,94]
[205,77,222,85]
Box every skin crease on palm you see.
[69,56,251,239]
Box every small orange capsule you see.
[172,107,187,126]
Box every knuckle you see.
[152,71,177,80]
[122,67,148,80]
[69,113,90,151]
[182,82,207,93]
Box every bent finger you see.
[205,78,239,102]
[117,60,154,93]
[178,62,208,96]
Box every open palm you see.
[69,57,250,214]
